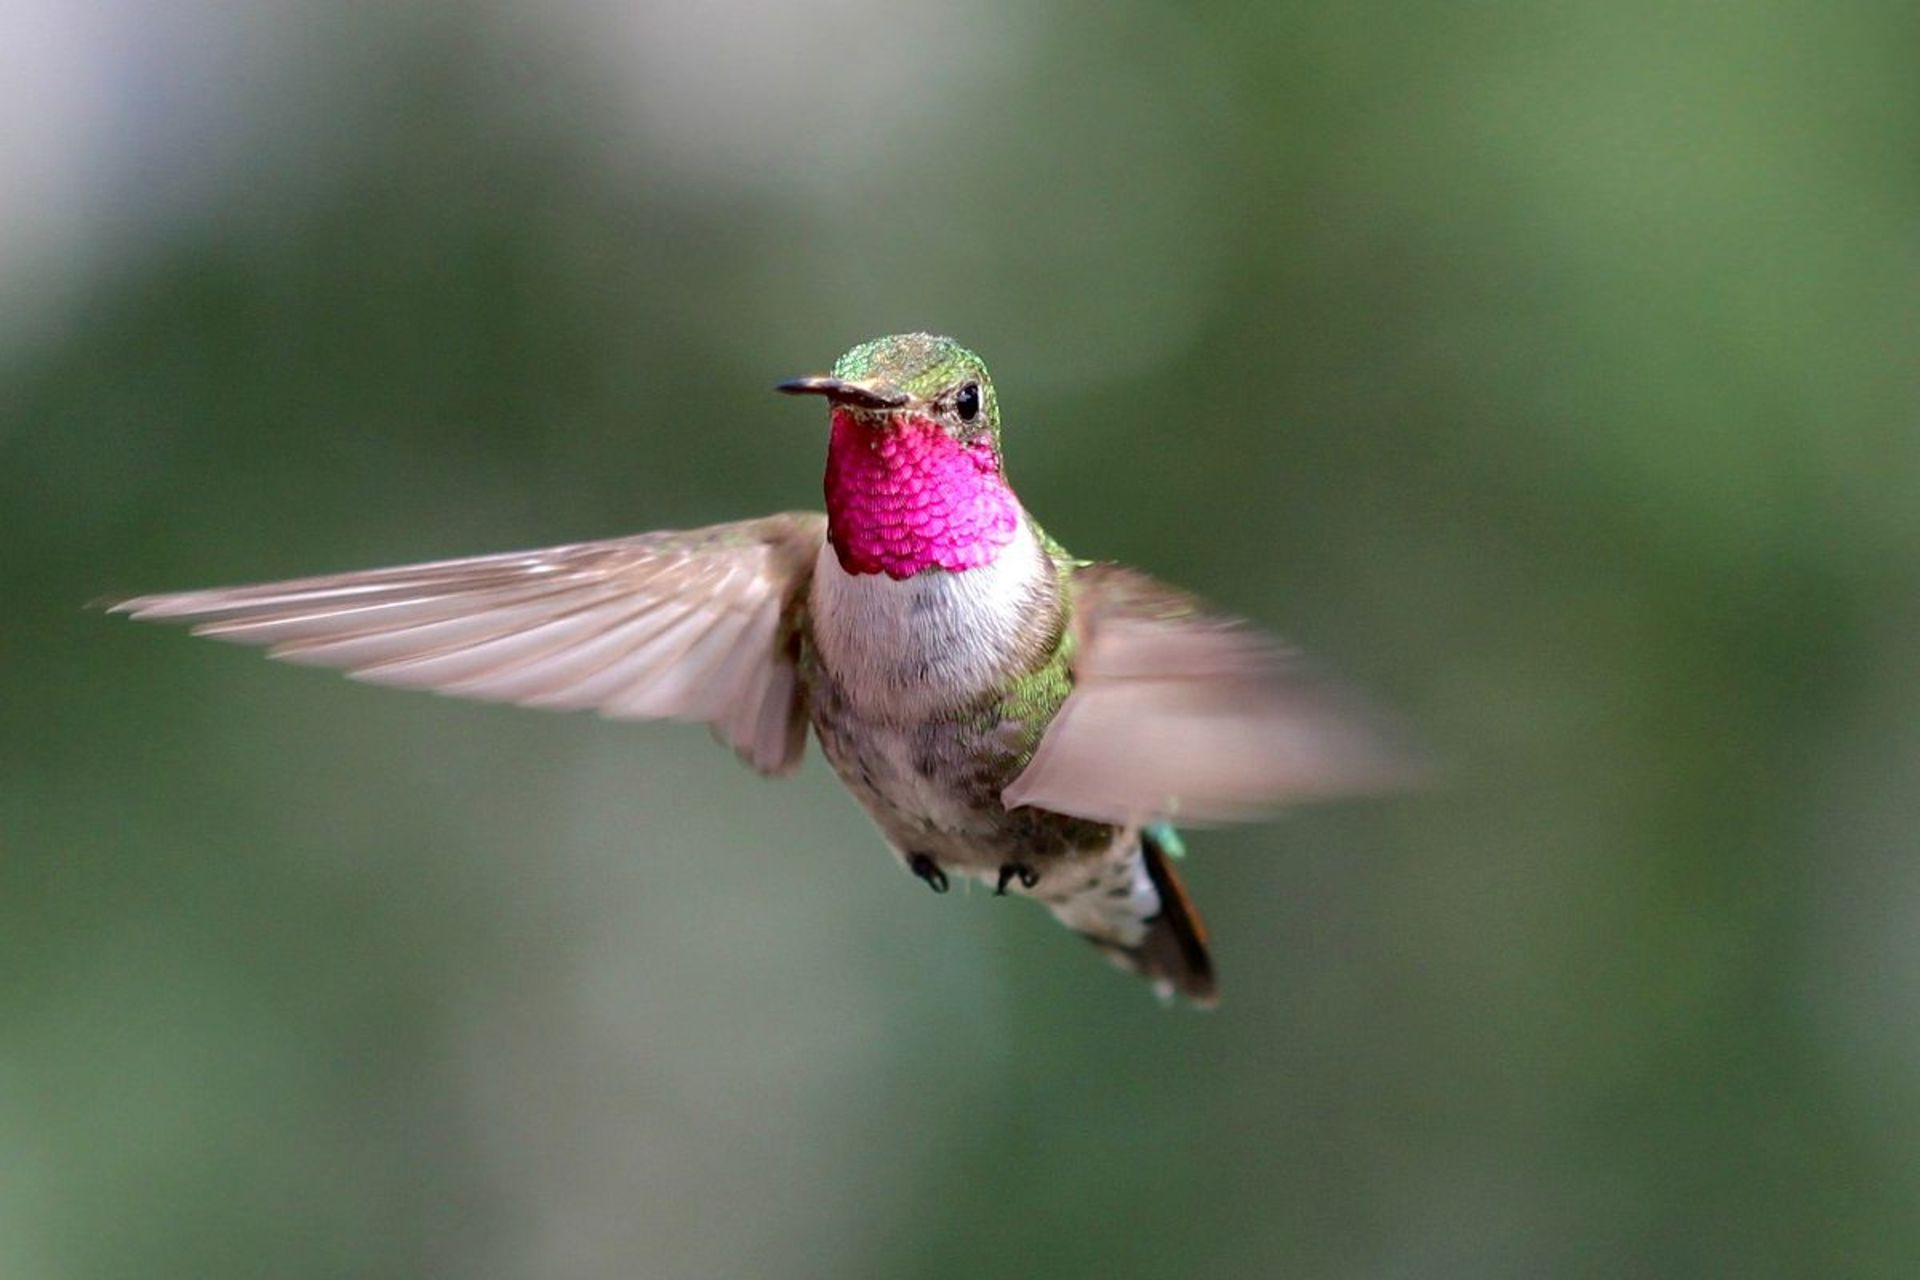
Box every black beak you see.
[775,376,910,411]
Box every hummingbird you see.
[109,333,1404,1005]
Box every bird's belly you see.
[809,695,1013,867]
[808,681,1114,875]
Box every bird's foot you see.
[995,862,1042,896]
[908,854,950,894]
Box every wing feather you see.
[514,600,713,710]
[603,606,747,719]
[441,598,668,705]
[748,661,806,775]
[109,514,827,776]
[1003,564,1414,825]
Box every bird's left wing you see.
[1003,563,1413,825]
[108,513,828,776]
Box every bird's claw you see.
[909,854,950,894]
[995,862,1042,896]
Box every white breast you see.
[808,516,1048,721]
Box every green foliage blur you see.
[4,2,1915,1276]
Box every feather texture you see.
[109,514,827,776]
[1003,564,1413,824]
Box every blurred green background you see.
[4,1,1916,1276]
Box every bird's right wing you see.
[108,513,829,776]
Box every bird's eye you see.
[955,382,981,423]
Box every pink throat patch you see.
[823,409,1019,579]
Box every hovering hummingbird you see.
[110,333,1406,1004]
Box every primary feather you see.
[109,514,826,776]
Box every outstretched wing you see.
[109,514,828,776]
[1003,564,1412,825]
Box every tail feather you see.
[1134,830,1217,1005]
[1048,828,1217,1006]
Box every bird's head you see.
[778,332,1000,455]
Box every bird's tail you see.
[1047,826,1217,1006]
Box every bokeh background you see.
[5,1,1917,1276]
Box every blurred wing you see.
[1003,564,1412,825]
[109,513,828,776]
